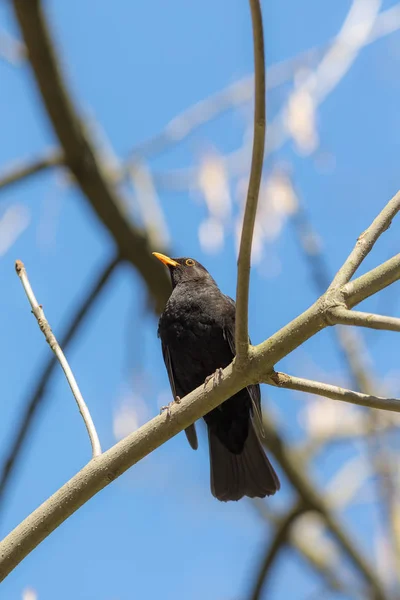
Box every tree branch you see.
[0,184,397,587]
[268,371,400,413]
[0,150,63,192]
[261,414,386,599]
[11,0,170,313]
[235,0,266,364]
[328,191,400,290]
[330,307,400,333]
[15,260,102,457]
[249,501,309,600]
[0,360,258,582]
[251,501,349,596]
[0,255,119,511]
[344,254,400,308]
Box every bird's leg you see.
[204,368,224,389]
[160,396,181,418]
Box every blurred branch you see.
[0,255,119,512]
[0,150,63,192]
[126,3,400,184]
[261,414,386,599]
[291,181,400,590]
[11,0,170,313]
[236,0,266,364]
[249,501,309,600]
[329,308,400,333]
[15,260,102,458]
[268,371,400,413]
[252,501,349,596]
[147,2,400,189]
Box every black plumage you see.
[153,253,280,501]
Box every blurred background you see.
[0,0,400,598]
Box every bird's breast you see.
[158,291,233,392]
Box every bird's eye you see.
[185,259,195,267]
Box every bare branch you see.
[268,371,400,413]
[15,261,102,457]
[0,358,260,582]
[344,254,400,307]
[329,307,400,333]
[2,182,399,584]
[11,0,170,313]
[235,0,266,364]
[328,191,400,290]
[0,150,63,192]
[249,501,309,600]
[0,256,119,511]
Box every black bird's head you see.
[152,252,216,289]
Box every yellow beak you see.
[152,252,180,268]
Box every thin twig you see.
[0,255,119,511]
[0,150,63,192]
[235,0,266,364]
[268,371,400,413]
[249,501,309,600]
[15,260,102,458]
[328,191,400,290]
[330,307,400,333]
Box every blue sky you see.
[0,1,400,599]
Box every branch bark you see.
[329,307,400,333]
[268,371,400,413]
[344,254,400,308]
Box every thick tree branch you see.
[0,361,256,582]
[268,371,400,413]
[0,256,119,511]
[15,260,102,457]
[0,150,63,192]
[11,0,170,313]
[330,307,400,333]
[235,0,266,364]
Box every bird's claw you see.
[204,368,224,389]
[160,396,181,418]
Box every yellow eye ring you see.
[185,259,195,267]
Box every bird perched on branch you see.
[153,252,280,501]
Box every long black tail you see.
[208,419,280,502]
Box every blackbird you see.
[153,252,280,501]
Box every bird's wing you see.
[222,295,265,438]
[161,341,198,450]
